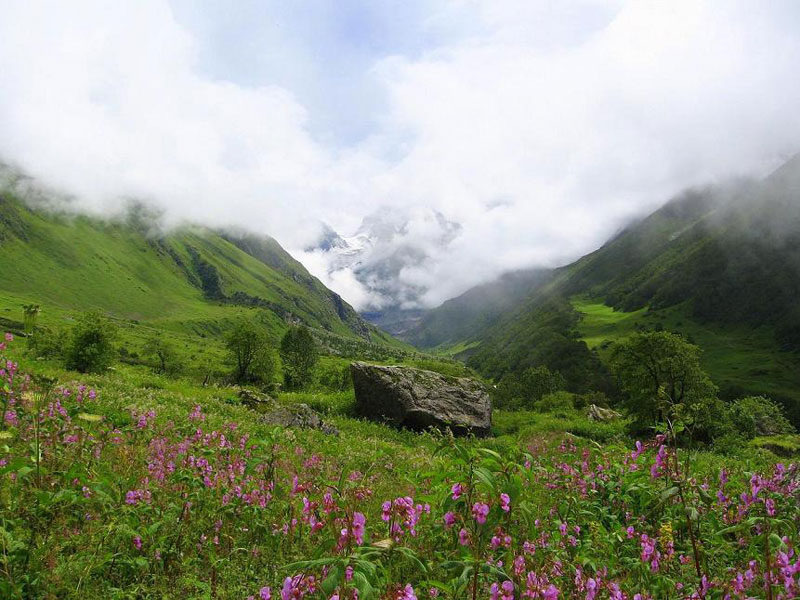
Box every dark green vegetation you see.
[410,156,800,425]
[280,325,319,390]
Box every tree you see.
[65,312,118,373]
[279,325,318,390]
[225,318,276,385]
[610,331,717,433]
[494,365,566,410]
[143,334,182,375]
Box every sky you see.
[1,1,800,309]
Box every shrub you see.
[535,390,575,413]
[725,395,795,439]
[315,362,352,391]
[142,334,184,375]
[493,365,566,410]
[224,318,276,385]
[64,312,118,373]
[279,325,318,390]
[26,326,67,359]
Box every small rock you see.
[238,388,276,409]
[260,403,339,436]
[587,404,622,422]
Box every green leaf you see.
[474,467,496,491]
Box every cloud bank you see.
[1,1,799,309]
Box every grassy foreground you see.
[1,333,799,599]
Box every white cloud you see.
[1,1,799,310]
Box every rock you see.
[238,388,276,409]
[350,362,491,436]
[260,403,339,436]
[587,404,622,422]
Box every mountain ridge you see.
[0,186,395,346]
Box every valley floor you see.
[2,335,799,599]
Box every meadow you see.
[1,331,798,599]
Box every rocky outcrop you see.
[587,404,622,422]
[238,389,276,409]
[350,362,491,436]
[260,404,339,436]
[238,389,338,435]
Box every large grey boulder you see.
[350,362,492,436]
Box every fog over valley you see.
[2,1,800,312]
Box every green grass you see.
[0,193,377,341]
[572,297,800,407]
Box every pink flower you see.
[4,333,13,342]
[381,500,392,521]
[499,493,511,512]
[260,587,272,600]
[472,502,490,524]
[451,483,463,500]
[443,511,457,528]
[397,584,417,600]
[458,528,470,546]
[133,535,142,550]
[352,512,366,545]
[543,585,559,599]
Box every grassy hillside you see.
[572,298,800,412]
[410,156,800,422]
[0,189,403,347]
[404,268,551,349]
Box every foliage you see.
[534,390,575,413]
[493,365,566,410]
[64,311,118,373]
[280,325,319,390]
[142,333,184,376]
[611,331,718,435]
[469,297,616,396]
[724,396,796,440]
[224,317,276,385]
[25,325,67,359]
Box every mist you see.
[1,1,800,310]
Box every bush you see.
[26,326,67,359]
[534,390,575,413]
[142,334,184,375]
[724,395,794,439]
[225,318,276,386]
[493,365,566,410]
[64,312,118,373]
[280,326,318,390]
[574,390,609,410]
[315,362,352,391]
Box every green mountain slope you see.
[404,268,552,350]
[0,189,392,344]
[413,156,800,421]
